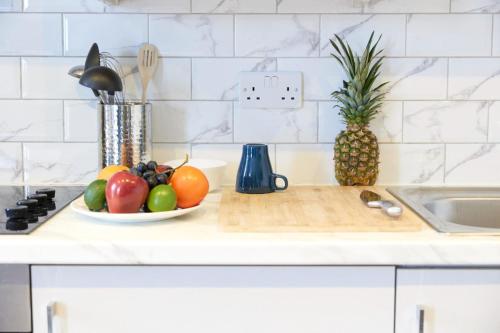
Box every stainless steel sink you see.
[387,187,500,233]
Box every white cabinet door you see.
[32,266,395,333]
[396,268,500,333]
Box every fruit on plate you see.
[105,171,149,213]
[330,32,388,186]
[84,179,107,211]
[146,184,177,212]
[97,165,129,181]
[131,160,175,188]
[170,166,209,208]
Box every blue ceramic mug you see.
[236,143,288,194]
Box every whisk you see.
[100,52,127,105]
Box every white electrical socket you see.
[239,71,303,109]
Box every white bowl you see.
[165,159,227,192]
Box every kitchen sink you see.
[387,187,500,233]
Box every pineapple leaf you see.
[330,31,389,127]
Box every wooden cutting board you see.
[219,186,426,232]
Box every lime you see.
[84,179,107,211]
[147,184,177,212]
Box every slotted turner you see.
[137,43,159,104]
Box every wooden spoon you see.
[137,44,159,104]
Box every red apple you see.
[105,171,149,213]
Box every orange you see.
[97,165,129,181]
[170,166,209,208]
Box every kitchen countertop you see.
[1,186,500,266]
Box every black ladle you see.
[83,43,103,102]
[79,66,123,104]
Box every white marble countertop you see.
[1,190,500,266]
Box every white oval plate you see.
[70,196,203,223]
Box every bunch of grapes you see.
[130,161,174,190]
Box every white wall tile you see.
[235,15,320,57]
[319,101,403,143]
[0,13,61,55]
[378,144,445,184]
[280,57,447,101]
[488,102,500,142]
[403,101,489,143]
[1,6,500,186]
[371,102,404,143]
[105,0,189,13]
[117,57,191,101]
[191,143,276,185]
[150,15,233,57]
[492,15,500,55]
[278,0,449,13]
[445,144,500,184]
[22,57,94,99]
[152,101,233,143]
[234,102,317,143]
[193,0,275,13]
[448,58,500,100]
[407,14,492,56]
[275,144,335,185]
[0,57,20,98]
[23,142,98,184]
[382,58,448,100]
[278,0,361,13]
[362,0,450,13]
[451,0,500,12]
[0,143,22,184]
[152,143,191,163]
[318,103,343,143]
[320,14,406,57]
[63,14,147,56]
[24,0,104,12]
[0,100,63,141]
[0,0,21,11]
[192,58,277,100]
[63,100,98,142]
[278,58,342,100]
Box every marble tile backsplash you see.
[0,0,499,185]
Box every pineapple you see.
[330,32,389,186]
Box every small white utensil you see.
[137,43,159,104]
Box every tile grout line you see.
[60,13,64,56]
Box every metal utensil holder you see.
[98,102,152,168]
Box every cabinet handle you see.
[416,305,425,333]
[47,302,56,333]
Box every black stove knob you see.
[27,215,38,223]
[27,193,48,205]
[31,206,48,217]
[6,218,28,231]
[5,206,28,219]
[46,201,56,211]
[16,199,38,210]
[36,188,56,200]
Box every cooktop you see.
[0,186,84,234]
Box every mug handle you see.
[272,174,288,191]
